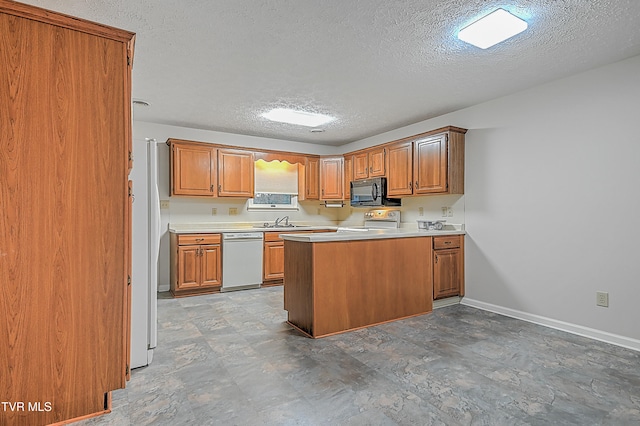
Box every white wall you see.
[343,54,640,347]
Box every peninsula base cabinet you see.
[170,234,222,296]
[433,235,465,299]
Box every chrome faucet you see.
[274,216,289,227]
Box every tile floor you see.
[79,287,640,425]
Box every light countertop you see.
[169,222,465,241]
[279,227,465,243]
[168,223,337,234]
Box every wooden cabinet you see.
[218,148,254,197]
[263,232,285,283]
[386,141,414,196]
[170,141,217,196]
[433,235,465,299]
[413,129,465,195]
[343,155,353,200]
[170,233,222,296]
[353,147,386,180]
[0,2,134,424]
[414,134,448,194]
[302,156,320,200]
[320,156,344,200]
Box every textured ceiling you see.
[18,0,640,145]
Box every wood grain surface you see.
[1,3,133,424]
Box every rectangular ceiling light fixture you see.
[262,108,334,127]
[458,8,528,49]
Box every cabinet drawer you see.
[433,235,461,250]
[264,232,283,242]
[178,234,221,245]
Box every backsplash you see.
[338,194,465,228]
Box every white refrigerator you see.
[130,139,160,369]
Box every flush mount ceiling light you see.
[262,108,334,127]
[458,8,528,49]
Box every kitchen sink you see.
[253,223,305,229]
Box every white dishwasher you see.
[221,232,264,291]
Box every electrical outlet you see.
[441,207,447,217]
[228,207,238,216]
[159,200,170,209]
[596,291,609,307]
[447,207,453,217]
[211,208,217,216]
[418,207,424,216]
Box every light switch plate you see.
[229,207,238,216]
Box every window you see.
[248,193,299,211]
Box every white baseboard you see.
[461,298,640,352]
[158,284,170,292]
[433,296,462,309]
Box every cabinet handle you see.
[369,167,372,173]
[195,238,204,242]
[415,181,418,188]
[210,185,214,192]
[409,181,412,189]
[435,254,438,264]
[444,241,451,245]
[218,184,221,192]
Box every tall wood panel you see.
[0,2,134,425]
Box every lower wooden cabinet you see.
[433,235,464,299]
[263,232,285,284]
[170,233,222,296]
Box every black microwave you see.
[350,177,401,207]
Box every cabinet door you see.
[368,147,386,177]
[305,157,320,199]
[201,244,222,288]
[264,241,285,281]
[433,248,462,299]
[386,141,413,196]
[343,156,353,200]
[218,149,254,197]
[171,142,217,196]
[353,152,369,180]
[320,157,344,200]
[177,246,201,290]
[414,134,448,194]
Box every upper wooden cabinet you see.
[302,156,320,200]
[343,155,353,201]
[168,141,254,198]
[170,142,217,196]
[413,129,465,195]
[320,156,344,200]
[380,127,466,197]
[1,2,135,424]
[218,149,254,197]
[414,134,448,194]
[353,147,386,180]
[386,141,414,196]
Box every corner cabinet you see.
[1,2,134,425]
[170,141,217,196]
[433,235,465,299]
[320,156,344,200]
[170,233,222,296]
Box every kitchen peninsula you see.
[282,229,465,338]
